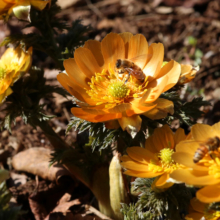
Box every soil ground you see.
[0,0,220,219]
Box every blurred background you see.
[0,0,220,219]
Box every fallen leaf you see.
[12,147,72,183]
[10,172,27,186]
[45,199,81,220]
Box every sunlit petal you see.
[196,184,220,203]
[101,32,125,71]
[118,115,142,138]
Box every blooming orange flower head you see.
[0,0,51,21]
[186,198,220,220]
[170,122,220,203]
[57,33,196,136]
[0,45,33,103]
[120,125,187,189]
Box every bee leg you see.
[208,152,216,160]
[124,72,131,84]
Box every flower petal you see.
[145,135,158,154]
[151,125,175,152]
[127,34,148,69]
[142,98,174,120]
[174,128,186,145]
[127,147,158,164]
[172,152,208,171]
[84,40,104,67]
[126,102,157,117]
[212,121,220,132]
[155,173,174,189]
[170,169,220,185]
[192,124,219,141]
[30,0,50,10]
[105,119,120,129]
[121,158,149,171]
[175,141,198,155]
[74,47,102,78]
[118,115,142,138]
[64,58,90,89]
[179,64,197,84]
[143,43,164,80]
[101,33,125,71]
[119,32,133,58]
[196,184,220,203]
[57,73,95,105]
[108,103,132,114]
[142,76,168,104]
[153,60,181,92]
[0,87,12,103]
[124,170,162,178]
[71,108,122,122]
[185,212,204,220]
[162,60,181,92]
[190,197,206,213]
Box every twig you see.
[85,204,113,220]
[85,0,104,19]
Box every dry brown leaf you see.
[45,199,81,220]
[12,147,71,183]
[10,172,28,186]
[57,0,80,9]
[73,214,102,220]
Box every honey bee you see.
[193,136,220,163]
[115,57,146,84]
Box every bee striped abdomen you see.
[193,145,208,163]
[193,136,220,163]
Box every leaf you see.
[12,147,71,183]
[0,169,10,184]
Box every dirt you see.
[0,0,220,219]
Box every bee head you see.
[115,59,121,68]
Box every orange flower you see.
[186,198,220,220]
[170,122,220,203]
[178,64,199,85]
[120,125,187,189]
[57,33,196,136]
[0,0,50,20]
[0,46,33,103]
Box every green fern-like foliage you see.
[123,178,193,220]
[66,117,131,151]
[121,203,151,220]
[160,91,211,126]
[0,182,22,220]
[0,67,68,132]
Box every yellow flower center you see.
[208,157,220,179]
[205,209,220,220]
[0,66,6,80]
[108,81,129,99]
[86,67,148,109]
[159,148,174,165]
[147,145,181,174]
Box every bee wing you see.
[129,54,152,69]
[126,68,143,76]
[126,68,145,81]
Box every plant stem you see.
[30,117,68,150]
